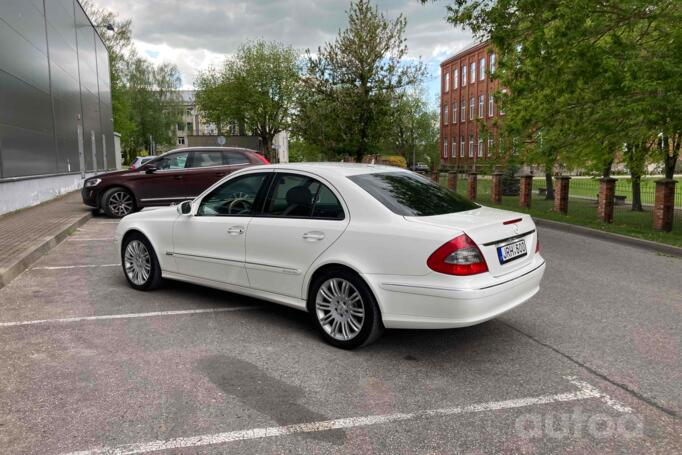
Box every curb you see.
[534,218,682,258]
[0,211,92,289]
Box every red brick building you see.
[440,41,500,169]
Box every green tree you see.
[123,59,183,161]
[427,0,682,204]
[382,89,439,169]
[301,0,425,162]
[195,40,300,161]
[83,2,183,163]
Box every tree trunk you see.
[630,174,643,211]
[544,171,554,200]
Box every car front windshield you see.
[348,171,478,216]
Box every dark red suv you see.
[82,147,268,217]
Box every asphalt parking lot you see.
[0,218,680,454]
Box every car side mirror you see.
[145,165,158,174]
[177,200,192,215]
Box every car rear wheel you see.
[309,268,383,349]
[121,232,163,291]
[102,187,136,218]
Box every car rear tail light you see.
[254,153,270,164]
[427,234,488,276]
[503,218,522,225]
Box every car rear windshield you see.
[348,172,478,216]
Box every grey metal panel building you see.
[0,0,114,182]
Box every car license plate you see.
[497,239,527,264]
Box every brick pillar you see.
[653,179,677,232]
[431,171,440,183]
[447,171,458,191]
[467,172,478,200]
[597,177,616,223]
[554,176,571,215]
[519,175,533,208]
[491,172,503,203]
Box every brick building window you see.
[478,137,484,157]
[454,68,458,89]
[480,57,486,80]
[478,95,484,118]
[460,136,465,157]
[443,138,448,158]
[488,137,494,156]
[490,53,496,75]
[469,135,474,157]
[461,100,466,122]
[489,94,494,116]
[469,97,475,120]
[462,65,467,86]
[470,62,475,83]
[452,137,457,158]
[443,104,449,124]
[444,71,449,92]
[452,102,457,123]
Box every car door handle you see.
[227,226,245,235]
[174,175,183,180]
[303,231,325,241]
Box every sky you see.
[91,0,474,104]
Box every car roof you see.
[251,162,410,177]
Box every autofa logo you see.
[515,407,643,439]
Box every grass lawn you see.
[440,174,682,248]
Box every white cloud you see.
[91,0,473,96]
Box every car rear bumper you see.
[367,256,546,329]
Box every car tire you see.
[308,267,384,349]
[102,187,136,218]
[121,232,163,291]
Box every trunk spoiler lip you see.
[481,229,536,247]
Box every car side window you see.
[197,173,269,217]
[263,173,344,220]
[312,184,344,220]
[224,151,251,165]
[191,150,224,168]
[156,152,189,170]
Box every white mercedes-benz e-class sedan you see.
[114,163,545,348]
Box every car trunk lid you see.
[404,206,537,277]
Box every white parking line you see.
[61,377,630,455]
[67,237,115,241]
[566,376,632,413]
[31,264,120,270]
[0,306,258,328]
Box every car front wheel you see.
[309,269,383,349]
[102,187,136,218]
[121,232,163,291]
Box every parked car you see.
[82,147,268,217]
[129,156,155,170]
[114,163,545,349]
[412,162,430,173]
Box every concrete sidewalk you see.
[0,191,92,288]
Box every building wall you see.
[173,90,218,148]
[440,41,500,170]
[0,0,114,181]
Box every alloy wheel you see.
[124,240,151,286]
[108,191,133,217]
[315,278,365,341]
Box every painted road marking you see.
[31,264,120,270]
[67,237,115,241]
[0,306,258,328]
[566,376,632,413]
[62,377,630,455]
